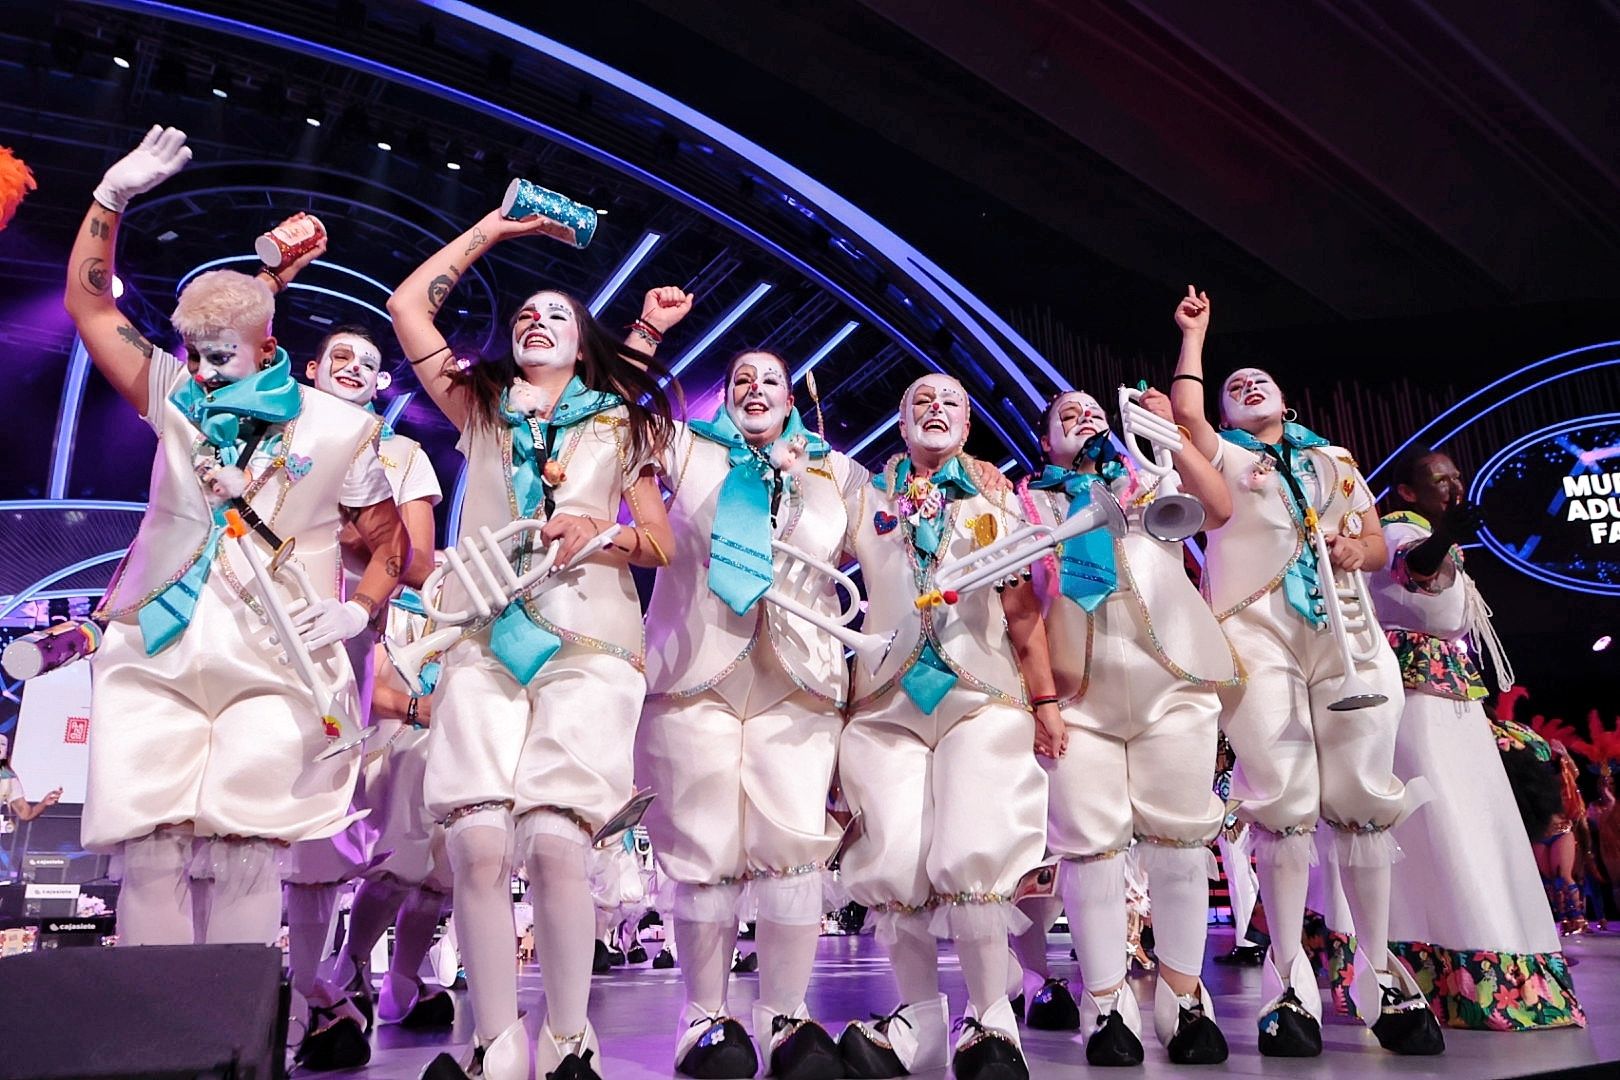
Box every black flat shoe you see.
[401,987,456,1030]
[731,949,758,974]
[677,1016,759,1079]
[1026,977,1080,1031]
[837,1019,906,1078]
[1372,985,1445,1055]
[545,1048,603,1080]
[1257,989,1322,1058]
[652,946,676,969]
[1213,944,1266,967]
[1085,1009,1145,1067]
[626,944,649,964]
[952,1018,1029,1080]
[767,1016,843,1080]
[1167,1003,1228,1065]
[296,1006,371,1072]
[592,940,613,974]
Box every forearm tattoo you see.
[385,555,404,578]
[88,217,109,239]
[463,228,487,256]
[352,592,381,616]
[78,257,110,296]
[115,323,154,358]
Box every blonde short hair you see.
[171,270,274,340]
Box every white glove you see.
[293,598,371,651]
[93,125,192,213]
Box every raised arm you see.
[9,788,63,823]
[62,126,193,414]
[1139,386,1232,529]
[1168,286,1220,461]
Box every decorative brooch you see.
[542,460,567,486]
[873,511,898,535]
[896,474,943,525]
[283,453,312,483]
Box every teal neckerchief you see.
[689,407,829,615]
[874,455,979,559]
[489,376,622,685]
[1030,466,1117,612]
[168,348,302,456]
[1076,432,1128,488]
[1220,422,1332,628]
[141,353,303,654]
[874,456,978,712]
[364,401,395,442]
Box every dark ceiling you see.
[4,0,1619,504]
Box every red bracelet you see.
[629,318,664,343]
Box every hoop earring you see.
[1282,408,1297,423]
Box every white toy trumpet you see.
[223,510,369,762]
[764,540,895,671]
[924,481,1128,605]
[1310,527,1389,711]
[1117,384,1206,541]
[385,520,621,695]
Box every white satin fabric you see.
[82,569,362,850]
[636,647,841,895]
[839,683,1047,930]
[644,426,852,704]
[1219,588,1406,833]
[423,643,642,834]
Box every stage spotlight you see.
[1596,635,1613,652]
[444,142,463,171]
[447,160,462,171]
[306,116,322,127]
[111,32,135,69]
[111,275,125,299]
[376,141,393,152]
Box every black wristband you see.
[1171,373,1204,385]
[410,344,453,367]
[1030,695,1059,708]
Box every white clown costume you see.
[1368,511,1581,1030]
[85,346,390,946]
[1020,451,1240,1060]
[1205,425,1430,1048]
[421,376,651,1074]
[636,400,848,1076]
[837,445,1049,1077]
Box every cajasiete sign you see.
[1471,414,1620,597]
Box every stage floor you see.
[356,928,1619,1078]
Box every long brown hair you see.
[451,289,676,468]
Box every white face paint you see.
[312,333,383,405]
[901,375,970,456]
[725,353,793,443]
[511,291,581,372]
[1045,391,1108,467]
[1220,367,1285,431]
[185,328,261,388]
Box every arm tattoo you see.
[352,592,382,616]
[79,257,110,296]
[115,323,154,358]
[88,218,109,239]
[385,555,403,578]
[426,271,455,314]
[463,227,487,256]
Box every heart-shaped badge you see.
[874,511,898,535]
[284,453,313,482]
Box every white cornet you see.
[385,520,621,695]
[764,541,896,671]
[1310,527,1389,712]
[1117,384,1206,541]
[223,510,369,762]
[927,481,1128,604]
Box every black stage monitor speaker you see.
[0,943,288,1080]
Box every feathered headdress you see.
[0,146,37,231]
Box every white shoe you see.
[420,1017,529,1080]
[836,992,949,1074]
[1259,948,1322,1023]
[955,997,1023,1053]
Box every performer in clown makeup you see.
[637,349,851,1080]
[1010,386,1241,1065]
[61,127,406,949]
[1169,287,1443,1057]
[834,374,1061,1080]
[389,202,682,1080]
[280,322,446,1068]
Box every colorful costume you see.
[1369,511,1581,1031]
